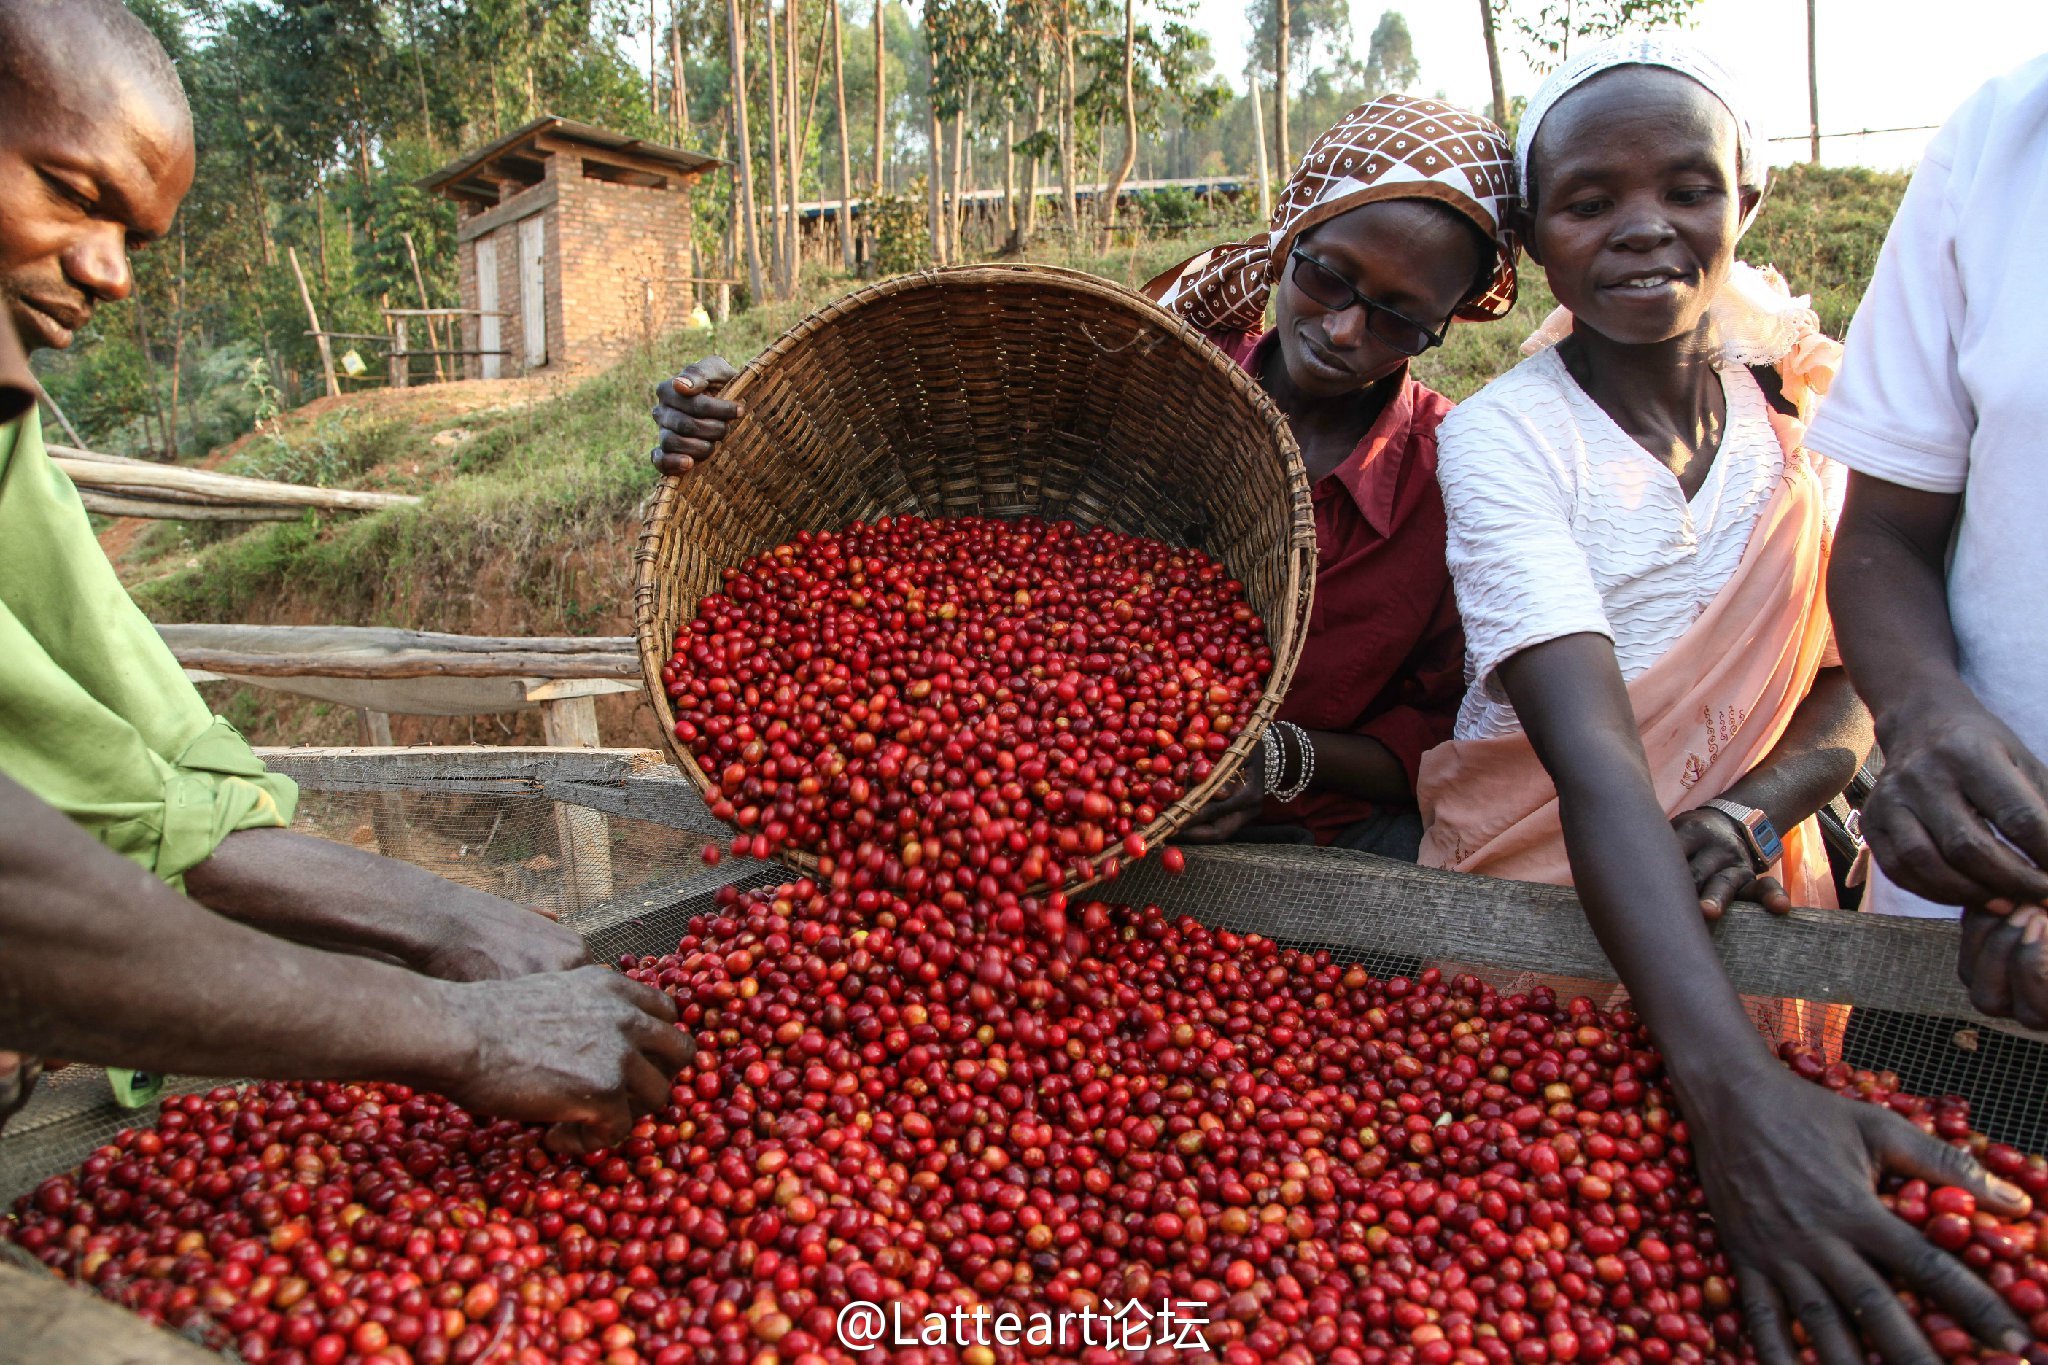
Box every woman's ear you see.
[1736,179,1766,233]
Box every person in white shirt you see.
[1812,54,2048,1027]
[1421,36,2035,1365]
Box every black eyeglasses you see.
[1287,248,1447,357]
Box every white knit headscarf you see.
[1512,34,1841,413]
[1516,34,1765,219]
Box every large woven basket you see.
[634,264,1315,890]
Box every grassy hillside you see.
[115,165,1907,747]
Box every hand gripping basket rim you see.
[633,263,1316,895]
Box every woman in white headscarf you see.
[1419,37,2035,1365]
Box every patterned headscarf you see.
[1517,35,1765,226]
[1147,94,1519,333]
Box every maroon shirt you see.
[1212,328,1466,843]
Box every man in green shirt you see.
[0,0,692,1154]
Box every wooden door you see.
[519,214,547,370]
[475,236,501,380]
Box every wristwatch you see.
[1699,798,1783,872]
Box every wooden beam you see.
[79,492,301,522]
[256,745,672,790]
[54,450,418,511]
[0,1259,220,1364]
[164,647,634,680]
[454,183,558,245]
[535,133,699,185]
[160,625,634,656]
[288,246,340,399]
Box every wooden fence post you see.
[540,697,614,907]
[289,247,340,399]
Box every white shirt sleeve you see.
[1802,144,1974,493]
[1437,395,1612,696]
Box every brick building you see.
[422,117,720,379]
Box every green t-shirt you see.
[0,409,296,889]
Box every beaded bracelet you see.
[1258,724,1285,796]
[1269,722,1316,802]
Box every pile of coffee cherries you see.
[660,516,1271,894]
[12,516,2048,1364]
[11,878,2048,1365]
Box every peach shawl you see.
[1417,408,1838,911]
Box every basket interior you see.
[633,265,1316,879]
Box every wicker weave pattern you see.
[634,265,1316,892]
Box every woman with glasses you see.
[1141,94,1520,858]
[647,93,1522,861]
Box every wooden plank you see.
[79,492,301,522]
[455,182,558,245]
[540,698,613,904]
[166,647,634,680]
[54,452,418,511]
[476,236,502,380]
[522,677,641,702]
[257,745,669,791]
[159,625,635,656]
[0,1259,219,1364]
[1109,845,2004,1024]
[519,214,547,370]
[200,672,545,717]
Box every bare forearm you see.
[0,779,468,1086]
[1503,640,1776,1099]
[1300,731,1412,804]
[1829,484,1973,741]
[189,829,497,963]
[1719,668,1873,830]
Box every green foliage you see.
[869,182,935,273]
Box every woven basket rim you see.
[633,264,1316,896]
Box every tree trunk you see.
[873,0,887,193]
[1018,83,1043,247]
[672,15,690,141]
[166,227,186,457]
[785,0,803,291]
[728,0,767,303]
[764,0,789,294]
[927,101,948,264]
[1478,0,1507,127]
[130,285,170,458]
[830,0,855,268]
[1002,113,1016,240]
[1274,0,1291,179]
[1248,71,1272,223]
[1806,0,1821,163]
[1058,6,1077,232]
[949,88,968,262]
[1100,0,1137,241]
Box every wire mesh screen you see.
[5,770,2046,1249]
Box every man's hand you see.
[1673,806,1791,919]
[1862,700,2048,912]
[442,966,696,1155]
[650,356,742,476]
[410,885,591,983]
[1959,903,2048,1029]
[1691,1064,2039,1365]
[1176,747,1267,844]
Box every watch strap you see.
[1700,798,1784,871]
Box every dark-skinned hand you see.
[1673,806,1791,919]
[649,356,742,476]
[1863,701,2048,914]
[442,966,697,1156]
[1689,1063,2044,1365]
[1177,746,1268,844]
[1959,903,2048,1030]
[411,885,591,983]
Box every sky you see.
[1189,0,2048,171]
